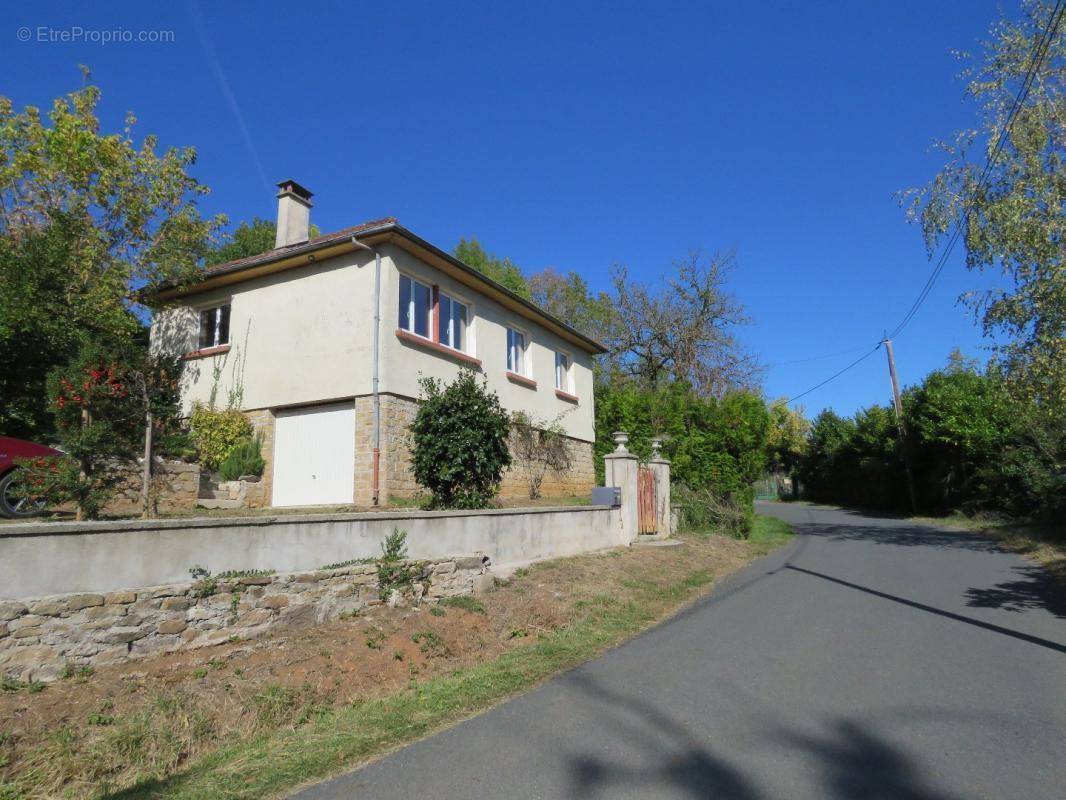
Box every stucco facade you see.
[151,226,602,507]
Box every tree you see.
[206,217,277,265]
[0,75,222,436]
[0,220,133,437]
[454,237,532,298]
[15,342,184,519]
[205,216,321,265]
[797,354,1063,517]
[798,410,860,505]
[901,0,1065,419]
[410,369,512,508]
[510,412,573,499]
[529,267,619,351]
[766,401,810,475]
[609,251,761,396]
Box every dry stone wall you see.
[103,459,201,516]
[0,555,491,683]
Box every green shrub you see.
[219,434,265,481]
[674,483,754,538]
[594,382,769,533]
[190,403,252,471]
[410,369,512,509]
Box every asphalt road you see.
[294,502,1066,800]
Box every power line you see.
[768,345,870,367]
[783,2,1063,407]
[888,0,1063,339]
[785,344,882,404]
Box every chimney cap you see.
[276,179,313,203]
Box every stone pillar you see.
[603,431,640,545]
[649,437,672,538]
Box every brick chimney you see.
[274,179,313,248]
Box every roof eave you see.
[150,222,609,356]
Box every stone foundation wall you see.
[243,408,275,508]
[104,460,201,516]
[0,555,492,683]
[245,394,594,507]
[498,436,596,500]
[372,393,595,503]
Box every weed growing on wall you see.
[377,529,420,601]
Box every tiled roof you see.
[202,216,398,276]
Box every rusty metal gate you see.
[638,466,657,534]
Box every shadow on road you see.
[772,719,967,800]
[562,671,974,800]
[796,520,1009,556]
[783,565,1066,654]
[964,565,1066,619]
[770,508,1066,622]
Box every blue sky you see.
[2,0,1013,417]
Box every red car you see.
[0,436,62,518]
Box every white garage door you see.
[272,402,356,507]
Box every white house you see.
[150,181,606,508]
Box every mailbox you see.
[591,486,621,508]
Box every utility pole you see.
[882,338,918,513]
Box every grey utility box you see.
[592,486,622,508]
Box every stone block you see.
[160,597,192,611]
[85,605,128,621]
[238,576,273,586]
[471,574,497,596]
[105,591,137,605]
[237,608,273,626]
[186,606,220,622]
[132,635,181,656]
[278,603,314,627]
[66,594,105,611]
[90,645,129,667]
[156,618,188,635]
[66,640,101,658]
[0,601,28,621]
[12,615,44,630]
[0,622,7,638]
[97,626,151,645]
[258,595,290,610]
[29,600,67,616]
[0,645,56,682]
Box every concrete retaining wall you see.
[0,506,622,600]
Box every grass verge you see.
[0,517,792,800]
